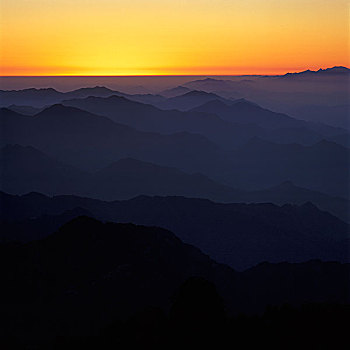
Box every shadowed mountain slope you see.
[1,144,348,221]
[0,105,218,172]
[0,144,87,195]
[218,138,349,198]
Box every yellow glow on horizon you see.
[0,0,349,76]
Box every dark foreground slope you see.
[0,217,348,348]
[1,192,349,269]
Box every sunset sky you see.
[0,0,348,76]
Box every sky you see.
[0,0,349,76]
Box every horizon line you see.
[0,74,279,78]
[1,66,348,78]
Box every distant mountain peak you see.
[317,66,350,73]
[283,66,350,77]
[74,86,114,92]
[21,191,50,200]
[34,104,102,120]
[35,103,73,115]
[181,90,217,97]
[201,78,220,82]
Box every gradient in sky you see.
[0,0,349,76]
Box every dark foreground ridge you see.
[0,216,349,349]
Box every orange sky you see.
[0,0,349,76]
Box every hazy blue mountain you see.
[177,68,349,126]
[62,95,269,148]
[0,86,119,108]
[64,86,117,99]
[182,78,249,92]
[191,100,298,128]
[2,84,347,146]
[191,99,347,138]
[0,86,166,108]
[289,104,350,130]
[7,104,43,116]
[1,192,348,270]
[218,138,349,198]
[244,181,349,223]
[0,144,87,195]
[90,158,242,201]
[1,145,348,221]
[62,95,346,149]
[160,85,192,98]
[1,102,347,197]
[155,90,234,111]
[1,145,236,201]
[0,105,219,172]
[0,87,64,107]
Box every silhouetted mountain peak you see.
[16,87,59,93]
[0,107,28,117]
[74,94,147,108]
[317,66,350,74]
[35,103,69,114]
[73,86,113,93]
[189,78,222,84]
[201,78,220,82]
[21,191,50,200]
[283,66,350,78]
[180,90,218,98]
[34,104,108,122]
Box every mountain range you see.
[1,71,349,348]
[1,191,348,270]
[282,66,350,78]
[1,144,348,222]
[1,101,348,197]
[0,105,219,172]
[61,93,348,148]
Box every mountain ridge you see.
[1,191,348,270]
